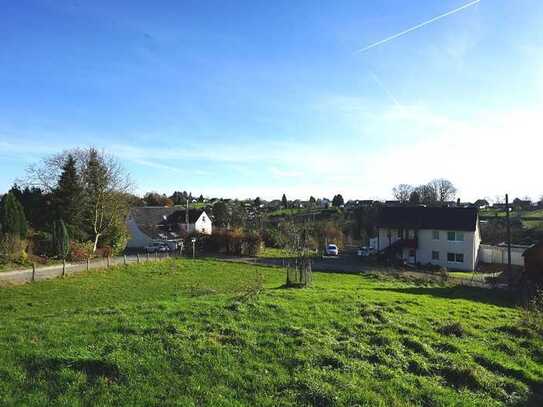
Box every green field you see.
[1,259,542,406]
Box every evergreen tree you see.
[54,155,83,237]
[332,194,344,207]
[0,192,28,239]
[282,194,288,209]
[52,219,70,259]
[254,197,261,207]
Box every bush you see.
[69,241,94,261]
[0,235,27,263]
[200,229,262,256]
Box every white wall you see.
[480,244,525,266]
[194,212,212,235]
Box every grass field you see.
[1,259,542,406]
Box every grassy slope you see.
[1,259,542,406]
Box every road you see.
[0,254,171,286]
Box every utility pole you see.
[185,196,189,234]
[506,193,513,289]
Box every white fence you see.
[479,244,527,267]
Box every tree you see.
[309,196,316,206]
[213,200,230,228]
[429,179,457,203]
[409,190,421,205]
[52,219,70,259]
[144,192,172,207]
[198,194,205,203]
[415,184,438,206]
[392,184,414,203]
[254,197,261,207]
[54,155,83,237]
[82,148,131,252]
[332,194,344,207]
[282,194,288,209]
[0,192,28,239]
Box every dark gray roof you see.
[377,206,478,231]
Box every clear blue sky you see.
[1,0,542,201]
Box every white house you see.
[126,207,212,250]
[374,206,481,271]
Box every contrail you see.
[355,0,481,53]
[369,69,402,107]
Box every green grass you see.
[1,259,542,406]
[258,247,294,258]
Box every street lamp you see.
[191,237,196,259]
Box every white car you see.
[145,242,170,253]
[357,246,377,257]
[325,244,339,256]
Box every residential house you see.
[374,206,481,271]
[126,207,212,249]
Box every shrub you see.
[0,235,27,263]
[69,241,94,261]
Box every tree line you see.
[392,179,458,206]
[0,147,132,265]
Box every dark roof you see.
[377,206,478,231]
[165,209,206,224]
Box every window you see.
[409,249,416,257]
[432,230,440,240]
[448,231,465,242]
[432,251,440,260]
[447,252,464,263]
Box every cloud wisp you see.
[355,0,481,53]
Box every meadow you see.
[0,259,542,406]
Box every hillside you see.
[0,259,542,405]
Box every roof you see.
[377,206,478,231]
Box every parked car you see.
[145,242,170,253]
[357,246,376,257]
[325,244,339,256]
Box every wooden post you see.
[146,252,150,262]
[62,259,66,277]
[107,256,110,268]
[155,251,158,261]
[124,255,127,265]
[86,258,89,272]
[32,263,36,282]
[137,253,140,264]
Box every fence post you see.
[137,253,140,264]
[107,256,110,268]
[155,251,158,261]
[32,263,36,282]
[62,259,66,277]
[146,252,150,262]
[86,258,89,272]
[124,255,127,266]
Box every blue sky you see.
[1,0,542,201]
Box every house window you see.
[447,252,464,263]
[432,251,440,260]
[448,231,465,242]
[432,231,440,240]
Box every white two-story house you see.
[374,206,481,271]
